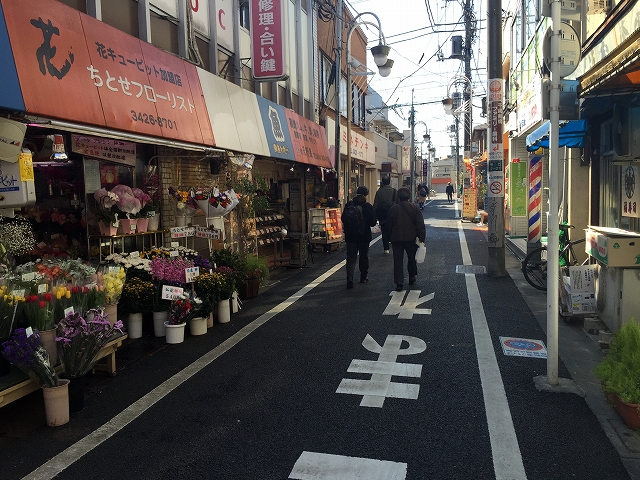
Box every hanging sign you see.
[170,226,195,238]
[72,135,136,166]
[487,78,504,198]
[622,166,639,218]
[249,0,288,81]
[195,226,221,239]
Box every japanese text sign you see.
[1,0,214,146]
[249,0,287,81]
[161,285,183,300]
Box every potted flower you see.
[56,309,123,412]
[2,327,69,426]
[132,188,152,233]
[595,319,640,430]
[111,184,142,234]
[210,267,238,323]
[97,265,126,326]
[119,277,154,339]
[193,272,219,327]
[151,282,171,337]
[22,292,58,364]
[168,186,197,225]
[165,293,200,344]
[94,188,120,235]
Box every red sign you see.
[249,0,287,81]
[283,110,332,168]
[2,0,214,146]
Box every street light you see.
[341,12,393,203]
[442,75,472,198]
[413,120,429,194]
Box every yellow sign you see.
[462,188,477,219]
[18,151,34,181]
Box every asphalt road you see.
[0,198,632,479]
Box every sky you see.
[344,0,490,158]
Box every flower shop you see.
[0,133,281,426]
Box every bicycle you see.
[521,224,587,291]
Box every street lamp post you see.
[342,12,393,203]
[413,119,430,196]
[442,75,472,198]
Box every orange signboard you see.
[1,0,214,146]
[283,110,332,169]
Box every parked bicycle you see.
[521,224,587,291]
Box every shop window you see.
[150,10,179,56]
[101,0,138,37]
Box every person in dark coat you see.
[446,182,454,203]
[341,185,377,289]
[386,187,426,291]
[372,175,397,254]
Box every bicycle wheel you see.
[522,246,548,291]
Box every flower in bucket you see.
[94,188,120,225]
[168,186,198,215]
[111,184,141,218]
[1,328,58,387]
[120,277,154,314]
[0,287,22,342]
[56,309,123,378]
[23,293,56,332]
[168,293,201,325]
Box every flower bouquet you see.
[168,293,200,325]
[168,186,197,218]
[23,292,56,332]
[193,187,239,217]
[98,266,126,305]
[111,185,142,234]
[94,188,120,234]
[56,309,123,378]
[2,328,58,387]
[0,286,21,342]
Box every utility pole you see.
[463,0,473,165]
[409,91,416,201]
[486,0,506,276]
[334,0,343,205]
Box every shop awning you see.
[526,119,588,152]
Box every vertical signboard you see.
[487,78,504,198]
[622,165,640,218]
[510,159,527,216]
[250,0,288,81]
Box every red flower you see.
[39,301,46,308]
[43,293,53,302]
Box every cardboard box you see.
[585,226,640,267]
[571,293,597,314]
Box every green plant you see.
[231,175,270,216]
[242,254,269,285]
[595,319,640,404]
[120,278,155,314]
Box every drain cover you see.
[456,265,487,274]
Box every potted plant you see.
[2,327,69,426]
[193,272,220,327]
[132,188,152,233]
[56,309,123,412]
[119,277,154,339]
[165,293,199,344]
[151,282,171,337]
[595,319,640,430]
[210,267,238,323]
[238,254,269,299]
[94,188,120,235]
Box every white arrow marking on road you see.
[383,290,434,319]
[290,451,407,479]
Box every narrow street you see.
[1,198,636,480]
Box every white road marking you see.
[383,290,434,319]
[458,222,528,479]
[23,262,346,480]
[336,334,425,408]
[289,451,407,479]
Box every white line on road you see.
[290,451,407,479]
[23,262,346,480]
[458,222,528,480]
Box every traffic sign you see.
[500,337,547,358]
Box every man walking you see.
[386,187,426,291]
[446,182,454,203]
[372,176,397,254]
[341,186,377,289]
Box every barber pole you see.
[528,155,542,243]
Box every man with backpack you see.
[341,186,377,289]
[372,175,397,254]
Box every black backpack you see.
[342,204,364,235]
[376,190,396,221]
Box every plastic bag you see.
[415,240,426,263]
[370,224,381,234]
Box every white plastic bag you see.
[415,240,426,263]
[370,224,381,234]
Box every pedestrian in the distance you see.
[386,187,426,291]
[372,175,397,254]
[446,182,454,203]
[418,185,428,210]
[341,186,377,289]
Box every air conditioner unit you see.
[613,104,630,157]
[587,0,611,14]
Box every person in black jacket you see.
[341,185,377,289]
